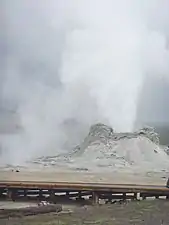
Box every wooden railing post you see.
[92,191,99,205]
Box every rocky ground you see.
[0,124,169,224]
[25,123,169,174]
[1,200,169,225]
[1,123,169,175]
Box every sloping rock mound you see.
[31,123,169,173]
[74,123,160,155]
[76,123,114,154]
[137,126,160,145]
[63,123,168,171]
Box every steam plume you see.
[1,0,169,164]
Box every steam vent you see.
[32,123,169,173]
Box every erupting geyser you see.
[1,0,169,165]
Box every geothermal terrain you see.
[26,123,169,173]
[1,123,169,225]
[1,124,169,225]
[1,123,168,177]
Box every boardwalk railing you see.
[0,180,169,204]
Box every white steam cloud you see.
[1,0,169,164]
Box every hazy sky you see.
[1,0,169,164]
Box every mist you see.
[1,0,169,165]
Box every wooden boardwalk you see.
[0,170,168,204]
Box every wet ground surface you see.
[1,200,169,225]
